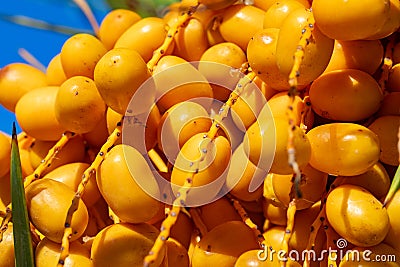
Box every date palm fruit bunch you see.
[0,0,400,266]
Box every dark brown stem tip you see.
[12,122,17,141]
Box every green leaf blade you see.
[383,164,400,207]
[10,123,35,267]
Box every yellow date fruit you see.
[312,0,390,40]
[98,144,160,223]
[225,143,266,202]
[191,221,259,267]
[115,17,171,62]
[171,133,231,205]
[307,123,380,176]
[368,115,400,166]
[46,53,67,86]
[247,28,291,91]
[0,224,14,267]
[323,40,384,75]
[60,33,107,79]
[309,69,383,121]
[15,86,66,141]
[94,47,151,114]
[276,8,334,87]
[326,184,390,247]
[335,162,390,200]
[98,9,141,50]
[384,190,400,251]
[263,0,307,29]
[43,162,101,207]
[91,223,165,267]
[174,18,209,61]
[35,238,93,267]
[0,132,10,178]
[198,197,242,231]
[25,179,89,243]
[55,76,106,134]
[219,4,265,51]
[0,62,47,112]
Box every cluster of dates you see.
[0,0,400,266]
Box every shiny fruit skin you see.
[163,238,190,267]
[326,184,390,247]
[171,133,231,205]
[25,179,89,243]
[98,9,141,50]
[263,0,307,29]
[191,221,259,267]
[242,104,275,172]
[366,0,400,39]
[83,110,109,148]
[60,33,107,79]
[28,136,86,174]
[106,107,123,135]
[219,4,265,51]
[35,238,93,267]
[153,56,213,113]
[262,226,307,266]
[289,202,326,253]
[234,249,271,267]
[323,40,384,75]
[311,0,390,40]
[335,162,390,200]
[276,8,334,87]
[262,199,287,226]
[368,115,400,166]
[174,18,209,61]
[91,223,165,267]
[307,123,380,176]
[0,224,14,267]
[0,132,10,178]
[0,62,47,112]
[268,92,305,125]
[230,81,268,131]
[384,190,400,251]
[94,47,151,114]
[97,144,160,223]
[55,76,106,134]
[199,42,247,101]
[272,164,328,210]
[157,101,210,162]
[43,162,101,207]
[309,69,383,121]
[115,17,171,62]
[198,197,242,231]
[200,42,246,69]
[225,143,266,202]
[247,28,291,91]
[15,86,66,141]
[46,53,67,86]
[245,116,311,174]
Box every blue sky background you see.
[0,0,111,135]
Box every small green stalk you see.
[383,165,400,207]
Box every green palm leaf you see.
[11,123,35,267]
